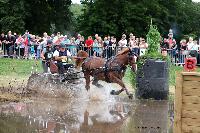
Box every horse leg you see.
[110,76,133,99]
[92,77,103,88]
[110,76,126,95]
[84,72,91,91]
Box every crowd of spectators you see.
[0,30,200,66]
[160,30,200,65]
[0,31,149,59]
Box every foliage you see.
[70,4,84,19]
[70,4,84,34]
[0,0,72,35]
[0,0,26,33]
[146,24,161,55]
[124,66,136,89]
[78,0,200,39]
[136,23,164,71]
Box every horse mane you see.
[116,48,130,57]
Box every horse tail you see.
[75,50,89,70]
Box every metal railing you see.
[167,49,200,66]
[1,44,200,66]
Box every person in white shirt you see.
[54,44,72,75]
[187,37,194,50]
[139,38,148,56]
[187,37,198,57]
[118,34,127,50]
[128,33,136,47]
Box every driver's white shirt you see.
[53,50,71,64]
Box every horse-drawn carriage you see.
[28,47,137,99]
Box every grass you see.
[0,58,200,89]
[0,58,42,76]
[0,58,43,87]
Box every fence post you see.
[174,72,183,133]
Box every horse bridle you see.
[128,48,138,65]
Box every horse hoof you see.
[110,90,116,95]
[86,86,90,91]
[128,94,133,99]
[96,84,103,88]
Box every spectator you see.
[70,37,77,56]
[139,38,148,56]
[166,32,176,49]
[118,34,127,49]
[180,39,187,51]
[188,38,198,57]
[93,36,103,57]
[23,31,32,58]
[128,33,136,47]
[98,37,104,57]
[76,34,81,51]
[36,39,44,59]
[179,39,187,64]
[136,38,139,46]
[5,31,15,56]
[129,35,139,57]
[15,35,25,58]
[103,36,109,58]
[0,32,7,55]
[80,36,85,50]
[187,37,195,50]
[93,36,99,56]
[85,36,94,53]
[110,36,117,56]
[30,35,37,58]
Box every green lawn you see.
[0,58,42,76]
[0,58,43,87]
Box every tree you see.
[0,0,73,35]
[24,0,52,35]
[48,0,72,34]
[0,0,26,33]
[78,0,200,40]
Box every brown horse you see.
[75,48,137,99]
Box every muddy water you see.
[0,82,173,133]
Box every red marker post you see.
[184,57,197,72]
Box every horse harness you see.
[104,49,138,82]
[82,49,137,83]
[103,57,127,83]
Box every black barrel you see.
[136,59,169,100]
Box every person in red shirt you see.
[85,36,94,51]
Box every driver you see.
[54,43,72,75]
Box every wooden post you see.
[174,72,183,133]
